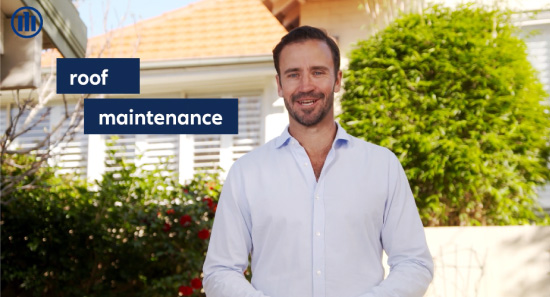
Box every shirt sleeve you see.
[359,152,434,297]
[202,162,270,297]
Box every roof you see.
[42,0,287,67]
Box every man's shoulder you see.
[346,134,396,160]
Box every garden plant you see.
[2,145,221,297]
[340,4,550,226]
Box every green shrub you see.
[340,4,550,226]
[1,147,221,297]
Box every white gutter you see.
[140,54,274,70]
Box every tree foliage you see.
[1,145,221,297]
[340,4,550,226]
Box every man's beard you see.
[284,90,334,127]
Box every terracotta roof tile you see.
[42,0,286,67]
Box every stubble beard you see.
[285,90,334,127]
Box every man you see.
[203,26,433,297]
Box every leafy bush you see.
[1,147,221,297]
[340,5,550,226]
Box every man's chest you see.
[245,159,389,237]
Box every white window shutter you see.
[232,96,262,160]
[191,95,263,176]
[9,106,50,153]
[51,104,88,177]
[524,25,550,93]
[141,134,179,173]
[105,134,137,173]
[193,134,221,174]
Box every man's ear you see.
[276,74,283,97]
[334,70,343,93]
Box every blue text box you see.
[57,58,140,94]
[84,99,238,134]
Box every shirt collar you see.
[275,121,352,149]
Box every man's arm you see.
[203,162,269,297]
[360,153,434,297]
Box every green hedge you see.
[1,147,220,297]
[340,5,550,226]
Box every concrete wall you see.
[383,226,550,297]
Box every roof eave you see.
[139,54,274,70]
[22,0,87,58]
[262,0,303,31]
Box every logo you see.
[11,6,43,38]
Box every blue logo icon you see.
[11,6,43,38]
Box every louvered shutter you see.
[192,95,263,173]
[140,134,179,172]
[9,106,50,153]
[105,134,137,173]
[193,134,221,174]
[232,96,262,161]
[524,23,550,93]
[52,105,88,177]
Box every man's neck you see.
[288,117,337,154]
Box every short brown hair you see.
[272,26,340,78]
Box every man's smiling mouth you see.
[297,99,320,106]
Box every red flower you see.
[183,188,189,194]
[179,285,193,296]
[198,228,210,240]
[179,215,192,227]
[191,277,202,289]
[166,209,175,215]
[162,223,171,232]
[203,197,217,212]
[209,186,214,190]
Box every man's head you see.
[273,26,342,128]
[273,26,340,80]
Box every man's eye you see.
[288,73,298,78]
[313,71,323,76]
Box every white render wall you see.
[300,0,425,57]
[383,226,550,297]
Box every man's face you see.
[276,39,342,128]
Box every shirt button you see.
[315,195,319,200]
[316,270,321,275]
[316,232,321,236]
[303,162,308,166]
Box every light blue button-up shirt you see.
[203,122,433,297]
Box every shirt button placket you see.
[312,188,326,297]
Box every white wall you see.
[383,226,550,297]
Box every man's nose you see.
[298,74,315,92]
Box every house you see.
[2,1,549,294]
[3,0,288,184]
[2,0,550,211]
